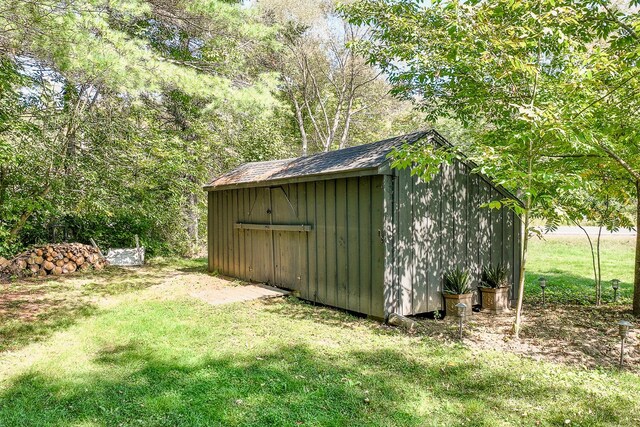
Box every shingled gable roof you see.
[204,130,434,190]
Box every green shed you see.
[204,130,521,318]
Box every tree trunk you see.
[292,97,308,156]
[576,222,599,305]
[596,223,603,306]
[512,207,529,338]
[634,180,640,316]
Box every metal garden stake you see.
[618,320,632,368]
[456,302,467,341]
[538,277,547,308]
[611,279,620,302]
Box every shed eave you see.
[203,166,382,191]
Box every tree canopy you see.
[343,0,640,319]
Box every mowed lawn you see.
[526,235,635,305]
[0,237,638,427]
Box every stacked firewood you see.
[0,243,107,278]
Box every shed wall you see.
[208,176,387,318]
[391,161,522,315]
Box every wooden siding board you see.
[306,182,317,302]
[383,174,395,316]
[504,209,514,274]
[244,189,253,280]
[297,183,309,298]
[411,173,429,314]
[316,181,328,305]
[490,189,503,266]
[214,191,220,273]
[209,191,214,271]
[478,183,492,275]
[347,178,361,312]
[249,188,272,283]
[335,179,348,309]
[220,190,227,275]
[468,175,482,288]
[371,176,386,318]
[397,171,412,315]
[454,161,468,268]
[425,165,441,312]
[208,192,215,272]
[241,190,247,279]
[232,190,239,277]
[326,180,338,307]
[358,176,372,315]
[441,164,455,274]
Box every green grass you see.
[525,236,635,305]
[1,297,639,427]
[0,258,207,353]
[0,243,638,426]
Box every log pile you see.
[0,243,107,279]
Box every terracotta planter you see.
[443,293,474,318]
[479,287,510,314]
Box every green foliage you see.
[443,267,471,295]
[342,0,640,220]
[0,0,295,257]
[388,140,455,182]
[480,264,509,289]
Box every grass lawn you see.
[0,238,637,426]
[526,236,635,305]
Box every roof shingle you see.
[205,130,431,189]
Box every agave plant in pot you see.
[479,264,511,314]
[443,267,474,318]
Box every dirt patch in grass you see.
[414,303,639,373]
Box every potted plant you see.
[443,267,474,318]
[478,264,511,314]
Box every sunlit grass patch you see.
[0,293,638,426]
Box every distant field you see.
[525,235,635,305]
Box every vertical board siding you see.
[412,175,429,314]
[370,176,386,318]
[206,166,521,317]
[306,182,317,302]
[396,171,413,316]
[297,183,309,299]
[347,178,360,313]
[358,177,373,315]
[393,164,521,314]
[425,164,441,312]
[208,192,215,272]
[382,174,396,316]
[324,180,337,308]
[335,179,349,310]
[315,181,327,305]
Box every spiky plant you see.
[443,267,472,295]
[480,264,509,289]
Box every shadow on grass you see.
[0,270,161,353]
[0,299,97,353]
[81,279,158,296]
[259,297,386,333]
[0,340,630,426]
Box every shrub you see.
[480,264,509,288]
[443,267,471,295]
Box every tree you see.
[259,0,416,154]
[343,0,640,332]
[542,165,635,305]
[0,0,292,255]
